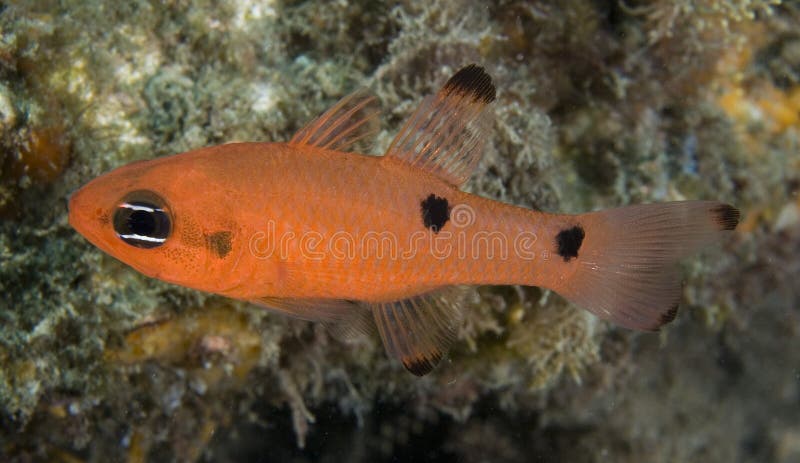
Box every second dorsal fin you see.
[289,88,381,153]
[383,65,496,187]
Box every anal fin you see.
[370,287,465,376]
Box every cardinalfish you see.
[69,65,740,375]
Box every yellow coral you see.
[719,82,800,135]
[716,22,800,139]
[107,303,263,384]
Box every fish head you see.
[68,152,241,293]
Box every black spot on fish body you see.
[206,231,233,258]
[555,226,585,262]
[420,194,450,233]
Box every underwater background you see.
[1,0,798,461]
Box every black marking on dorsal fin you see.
[442,64,496,104]
[555,226,585,262]
[420,194,451,233]
[710,204,740,231]
[382,65,496,187]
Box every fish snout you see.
[67,186,108,247]
[67,187,89,230]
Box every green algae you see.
[1,0,798,461]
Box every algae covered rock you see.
[1,1,797,461]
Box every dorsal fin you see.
[370,287,465,376]
[289,88,380,153]
[383,65,496,187]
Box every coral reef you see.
[1,0,797,461]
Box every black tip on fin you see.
[711,204,740,231]
[640,302,680,332]
[402,354,441,376]
[659,302,680,327]
[645,301,680,332]
[371,288,464,377]
[443,64,496,104]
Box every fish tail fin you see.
[550,201,740,331]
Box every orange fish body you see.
[71,141,576,299]
[69,66,740,375]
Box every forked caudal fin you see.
[550,201,740,331]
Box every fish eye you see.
[113,190,172,249]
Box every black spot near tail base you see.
[711,204,741,231]
[421,194,451,233]
[556,226,585,262]
[442,64,496,104]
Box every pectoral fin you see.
[250,296,374,339]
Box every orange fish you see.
[69,65,740,375]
